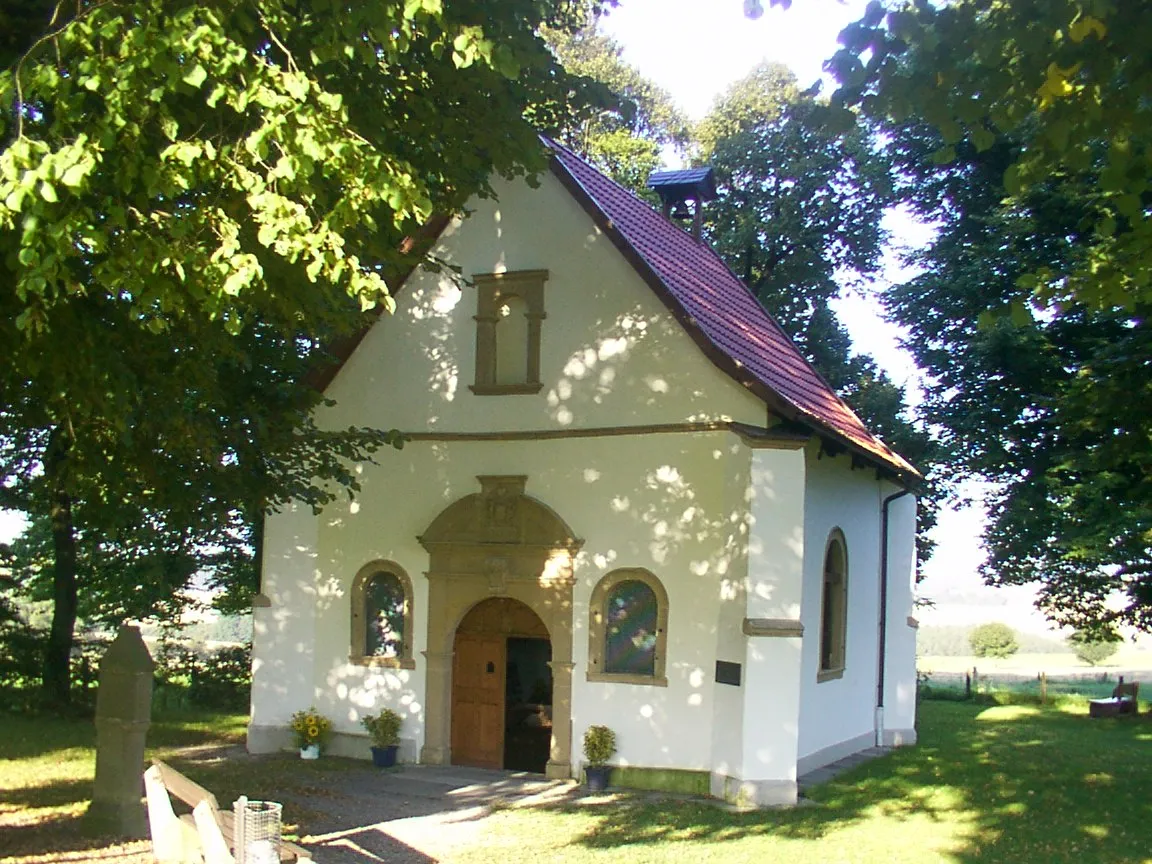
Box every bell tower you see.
[647,167,718,240]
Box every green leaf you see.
[60,162,90,188]
[5,187,27,210]
[493,45,520,80]
[930,145,956,165]
[183,64,208,89]
[39,181,58,203]
[970,126,995,152]
[1003,163,1022,196]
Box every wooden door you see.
[451,634,505,768]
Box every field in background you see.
[919,646,1152,676]
[919,650,1152,704]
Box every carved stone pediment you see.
[418,476,582,553]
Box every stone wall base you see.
[246,726,419,763]
[710,773,798,808]
[598,766,710,796]
[882,727,917,747]
[796,729,876,776]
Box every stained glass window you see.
[604,580,658,676]
[365,572,406,658]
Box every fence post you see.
[965,671,972,700]
[1040,671,1047,705]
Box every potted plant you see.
[361,708,403,768]
[582,725,616,792]
[289,707,332,759]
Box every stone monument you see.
[82,624,154,837]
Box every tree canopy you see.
[968,622,1019,660]
[1,0,599,702]
[744,0,1152,632]
[699,63,939,566]
[814,0,1152,633]
[830,0,1152,313]
[545,23,689,194]
[883,120,1151,634]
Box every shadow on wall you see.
[259,429,810,766]
[262,279,821,759]
[337,275,749,430]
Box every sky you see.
[600,0,1032,621]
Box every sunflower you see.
[308,725,319,740]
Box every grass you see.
[451,701,1152,864]
[1,697,1150,863]
[0,707,360,863]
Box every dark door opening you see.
[503,637,552,773]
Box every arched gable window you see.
[818,530,848,681]
[470,270,547,395]
[587,568,669,686]
[350,561,415,669]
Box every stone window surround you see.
[817,529,848,683]
[470,269,548,395]
[349,560,416,670]
[587,567,669,687]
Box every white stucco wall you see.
[318,171,767,435]
[250,169,776,767]
[796,447,887,770]
[251,433,750,765]
[733,445,807,805]
[707,439,752,783]
[881,491,918,744]
[250,502,321,730]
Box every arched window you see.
[818,531,848,681]
[587,569,669,686]
[350,561,415,669]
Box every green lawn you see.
[453,702,1152,864]
[0,708,359,862]
[1,700,1149,863]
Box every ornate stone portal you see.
[418,476,582,778]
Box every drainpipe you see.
[876,488,912,747]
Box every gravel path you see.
[0,762,580,864]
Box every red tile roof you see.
[545,137,918,481]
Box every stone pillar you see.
[83,625,154,838]
[546,661,574,779]
[420,651,454,765]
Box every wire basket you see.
[233,796,283,864]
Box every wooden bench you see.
[144,760,312,863]
[1088,679,1140,718]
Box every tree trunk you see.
[42,427,78,707]
[251,496,265,596]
